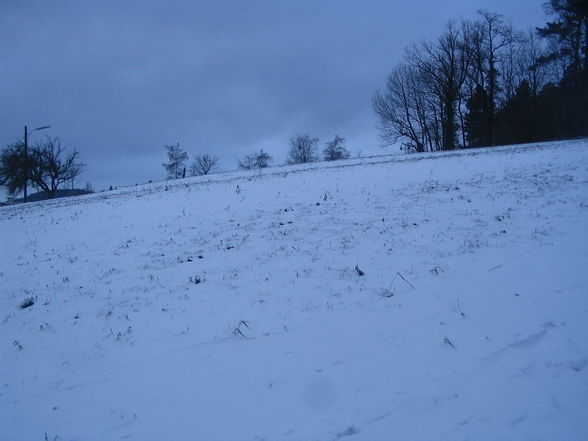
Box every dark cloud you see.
[1,0,545,190]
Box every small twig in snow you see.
[233,320,252,339]
[444,336,457,349]
[396,272,415,289]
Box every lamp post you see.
[23,125,51,202]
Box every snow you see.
[2,139,587,441]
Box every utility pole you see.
[23,126,29,203]
[22,124,51,203]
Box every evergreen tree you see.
[323,135,350,161]
[0,141,29,195]
[496,80,538,144]
[536,0,588,139]
[162,143,188,180]
[537,0,588,75]
[465,84,491,147]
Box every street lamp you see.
[23,125,51,202]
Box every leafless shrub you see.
[190,154,219,176]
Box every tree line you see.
[5,1,584,199]
[162,134,351,179]
[373,0,588,152]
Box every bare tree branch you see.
[190,154,219,176]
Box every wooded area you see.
[374,1,588,152]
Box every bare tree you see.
[517,29,552,95]
[463,19,488,92]
[499,23,525,105]
[238,149,272,170]
[163,143,188,180]
[237,154,255,171]
[377,20,476,152]
[374,63,440,152]
[477,10,515,145]
[287,134,319,164]
[406,21,472,150]
[190,153,219,176]
[323,135,350,161]
[28,137,85,198]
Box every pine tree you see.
[496,80,538,144]
[323,135,350,161]
[465,85,491,147]
[537,0,588,75]
[162,143,188,180]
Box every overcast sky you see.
[1,1,547,191]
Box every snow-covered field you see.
[2,140,587,441]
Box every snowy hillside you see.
[2,140,588,441]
